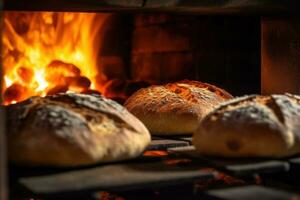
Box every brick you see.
[132,24,191,53]
[131,52,195,81]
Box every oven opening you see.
[3,7,300,200]
[2,12,261,105]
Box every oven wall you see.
[262,17,300,95]
[129,14,261,96]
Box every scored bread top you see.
[125,80,232,116]
[125,80,233,134]
[175,80,233,99]
[193,93,300,157]
[7,93,151,166]
[8,93,148,136]
[205,94,300,131]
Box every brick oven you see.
[1,1,300,199]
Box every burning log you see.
[94,73,109,91]
[69,76,91,91]
[81,89,101,95]
[103,79,127,98]
[45,60,81,83]
[17,66,34,84]
[143,150,168,157]
[2,12,112,105]
[3,83,27,103]
[47,60,81,76]
[47,85,69,95]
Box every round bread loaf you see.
[124,80,232,135]
[7,93,151,167]
[193,94,300,158]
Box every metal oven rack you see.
[9,136,300,200]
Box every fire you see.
[143,150,169,157]
[2,12,111,105]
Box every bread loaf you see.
[193,94,300,158]
[7,93,151,167]
[125,80,232,135]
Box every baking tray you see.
[10,137,213,199]
[10,136,300,199]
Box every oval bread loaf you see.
[193,94,300,158]
[125,80,232,135]
[7,93,151,167]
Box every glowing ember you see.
[163,158,191,165]
[2,12,111,105]
[143,150,169,157]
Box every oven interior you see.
[2,5,300,200]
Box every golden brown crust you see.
[176,80,233,99]
[193,94,300,158]
[7,93,151,167]
[124,80,233,135]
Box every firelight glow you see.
[2,12,111,105]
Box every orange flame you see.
[2,12,112,105]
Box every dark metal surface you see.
[0,108,7,200]
[3,0,144,12]
[204,185,300,200]
[147,139,189,150]
[289,157,300,167]
[144,0,300,14]
[169,146,291,177]
[3,0,300,14]
[9,137,210,198]
[14,158,214,198]
[10,136,300,199]
[224,161,290,177]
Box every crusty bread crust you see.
[193,94,300,158]
[124,80,232,135]
[7,93,151,167]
